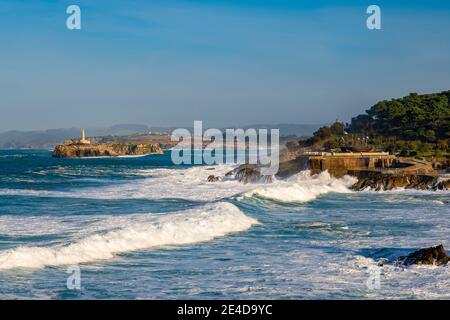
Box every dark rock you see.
[398,245,450,266]
[351,172,439,191]
[207,175,220,182]
[235,165,261,183]
[227,164,273,184]
[225,170,234,177]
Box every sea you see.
[0,149,448,299]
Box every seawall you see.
[277,152,434,178]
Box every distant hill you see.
[0,123,322,149]
[139,124,322,137]
[0,124,150,149]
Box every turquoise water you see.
[0,150,448,299]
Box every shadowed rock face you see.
[351,171,448,191]
[398,245,449,266]
[53,142,163,158]
[225,164,273,184]
[235,166,262,184]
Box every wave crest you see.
[0,202,257,270]
[240,170,356,203]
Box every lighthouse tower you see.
[80,128,91,144]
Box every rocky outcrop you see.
[53,142,163,158]
[350,171,448,191]
[207,175,220,182]
[225,164,273,184]
[235,165,262,183]
[398,245,449,266]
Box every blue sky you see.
[0,0,450,130]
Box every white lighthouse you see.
[80,128,91,144]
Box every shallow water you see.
[0,150,448,299]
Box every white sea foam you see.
[100,165,258,201]
[0,202,257,270]
[0,165,259,201]
[351,255,450,299]
[240,170,357,203]
[0,167,357,204]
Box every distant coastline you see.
[0,123,321,150]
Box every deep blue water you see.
[0,150,448,299]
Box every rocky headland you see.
[53,142,163,158]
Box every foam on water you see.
[0,202,258,270]
[0,167,357,203]
[240,170,357,203]
[0,165,257,201]
[351,255,450,299]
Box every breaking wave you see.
[0,166,357,204]
[240,170,356,203]
[0,202,257,270]
[0,165,257,202]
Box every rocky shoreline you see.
[212,162,450,191]
[53,142,163,158]
[350,171,450,191]
[280,150,450,191]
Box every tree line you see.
[348,90,450,142]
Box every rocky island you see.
[53,129,163,158]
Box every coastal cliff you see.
[53,142,163,158]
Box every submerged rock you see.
[398,245,449,266]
